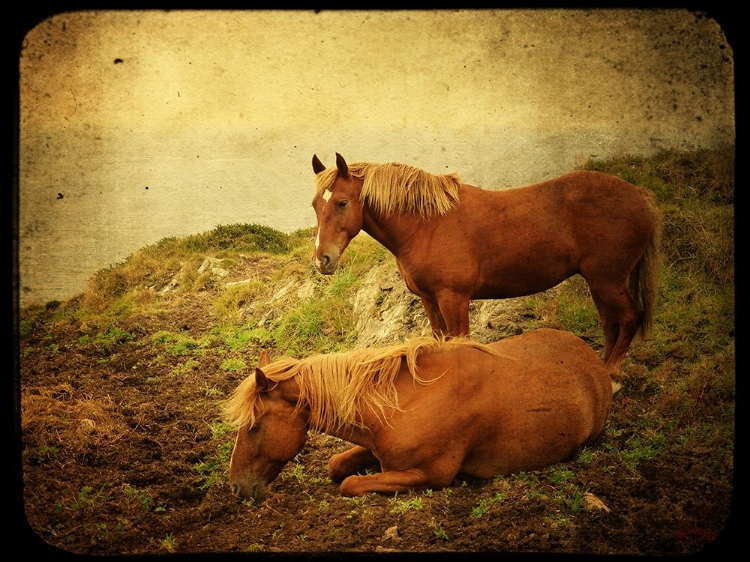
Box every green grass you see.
[430,519,450,541]
[219,357,247,373]
[32,444,60,464]
[471,492,505,518]
[342,494,376,520]
[121,484,165,513]
[151,331,212,355]
[389,495,424,515]
[194,442,234,490]
[170,358,200,376]
[73,485,108,510]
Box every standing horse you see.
[225,328,612,501]
[311,153,661,380]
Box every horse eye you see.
[337,199,348,210]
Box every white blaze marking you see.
[314,190,332,268]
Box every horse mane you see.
[223,337,497,433]
[315,161,461,220]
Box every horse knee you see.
[328,457,350,483]
[328,447,380,483]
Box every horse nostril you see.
[321,255,330,267]
[231,483,239,497]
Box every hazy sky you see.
[20,10,735,144]
[17,9,735,305]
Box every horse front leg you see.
[420,296,448,337]
[436,292,471,338]
[338,467,452,497]
[329,445,380,483]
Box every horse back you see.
[459,170,654,231]
[487,328,611,402]
[401,171,656,297]
[403,329,611,431]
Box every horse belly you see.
[457,397,600,479]
[472,246,578,298]
[409,235,577,299]
[464,205,580,298]
[473,264,575,299]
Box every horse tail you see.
[630,186,663,338]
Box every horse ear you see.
[335,152,349,178]
[258,350,271,368]
[312,154,326,174]
[255,367,270,392]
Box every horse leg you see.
[606,307,643,374]
[435,292,471,338]
[590,292,619,364]
[589,282,644,384]
[338,467,454,497]
[328,445,381,483]
[420,296,448,337]
[591,294,624,394]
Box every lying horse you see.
[224,328,612,501]
[311,153,662,380]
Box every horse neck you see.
[360,202,425,257]
[315,415,374,446]
[297,355,388,447]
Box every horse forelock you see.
[315,161,461,219]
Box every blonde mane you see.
[223,338,497,433]
[315,161,461,220]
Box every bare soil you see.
[16,283,736,559]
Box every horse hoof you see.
[611,380,623,395]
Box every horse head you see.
[311,153,364,275]
[228,351,309,503]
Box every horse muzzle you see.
[313,252,339,275]
[229,478,269,504]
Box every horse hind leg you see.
[590,283,644,389]
[591,299,624,395]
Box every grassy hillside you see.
[17,145,735,555]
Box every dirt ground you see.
[16,288,736,559]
